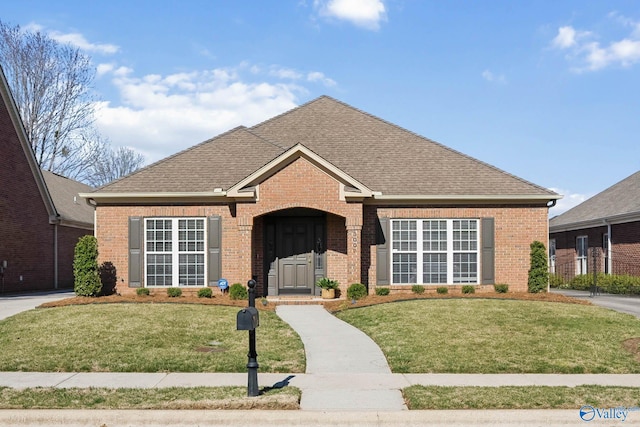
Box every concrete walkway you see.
[276,305,405,411]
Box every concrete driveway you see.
[0,290,74,321]
[552,289,640,319]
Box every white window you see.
[145,218,206,287]
[576,236,588,275]
[391,219,479,285]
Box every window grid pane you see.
[393,253,417,284]
[453,253,477,283]
[392,220,417,251]
[146,254,172,286]
[423,253,447,283]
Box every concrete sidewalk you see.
[0,409,601,427]
[552,288,640,319]
[2,371,640,390]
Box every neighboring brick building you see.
[549,171,640,280]
[83,96,559,297]
[0,66,94,293]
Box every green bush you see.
[462,285,476,294]
[197,287,213,298]
[167,288,182,297]
[375,287,390,296]
[436,286,448,294]
[73,235,102,297]
[136,288,150,296]
[528,241,548,293]
[98,261,117,296]
[229,283,248,300]
[568,273,640,295]
[549,273,565,288]
[411,285,425,294]
[347,283,367,300]
[494,284,509,293]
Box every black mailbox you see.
[236,307,259,330]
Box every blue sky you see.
[3,0,640,215]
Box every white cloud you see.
[270,67,304,80]
[49,30,119,54]
[96,63,116,77]
[552,16,640,71]
[315,0,387,30]
[94,64,305,163]
[22,22,120,55]
[307,71,337,87]
[481,69,507,84]
[548,188,591,217]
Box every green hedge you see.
[73,236,102,297]
[567,274,640,295]
[347,283,367,300]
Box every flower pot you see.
[321,288,335,299]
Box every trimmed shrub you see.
[167,288,182,297]
[528,241,549,293]
[462,285,475,294]
[98,261,117,296]
[136,288,150,296]
[229,283,248,300]
[347,283,367,300]
[197,287,213,298]
[411,285,425,294]
[494,284,509,293]
[73,235,102,297]
[549,273,565,288]
[436,286,448,294]
[375,287,390,296]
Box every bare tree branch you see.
[0,21,96,176]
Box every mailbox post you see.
[236,279,259,397]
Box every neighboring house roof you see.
[91,96,559,203]
[550,171,640,232]
[42,170,94,229]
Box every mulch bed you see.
[38,290,590,313]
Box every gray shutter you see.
[481,217,495,284]
[376,217,390,285]
[128,217,143,288]
[208,215,222,286]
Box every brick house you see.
[0,66,94,293]
[82,96,559,297]
[549,171,640,280]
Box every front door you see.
[278,222,313,291]
[265,214,326,296]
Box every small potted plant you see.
[316,278,339,299]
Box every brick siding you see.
[96,157,549,295]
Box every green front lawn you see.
[336,299,640,373]
[0,386,300,409]
[403,385,640,409]
[0,304,305,373]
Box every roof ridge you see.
[97,125,249,191]
[243,128,289,151]
[248,95,331,131]
[319,96,558,197]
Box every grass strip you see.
[404,385,640,410]
[0,386,300,410]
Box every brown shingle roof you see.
[42,170,94,227]
[550,171,640,229]
[97,96,557,198]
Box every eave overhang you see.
[79,191,229,205]
[369,194,561,205]
[550,210,640,233]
